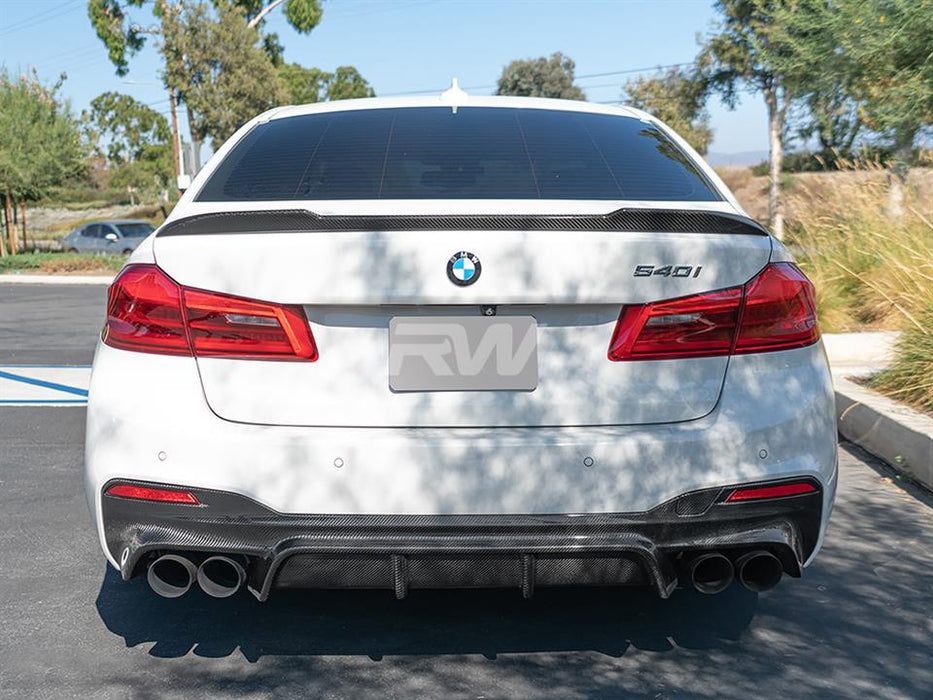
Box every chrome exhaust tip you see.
[147,554,197,598]
[196,556,246,598]
[736,550,783,592]
[686,552,734,594]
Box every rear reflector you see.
[725,482,817,502]
[105,484,200,505]
[609,262,819,361]
[104,264,318,360]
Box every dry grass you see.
[720,164,933,334]
[720,162,933,413]
[784,164,933,334]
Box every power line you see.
[0,0,83,37]
[379,61,698,97]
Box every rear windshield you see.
[116,223,155,237]
[197,107,720,202]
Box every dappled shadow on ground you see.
[89,445,933,698]
[96,572,758,662]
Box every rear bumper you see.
[102,477,823,600]
[86,339,838,587]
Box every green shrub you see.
[871,308,933,415]
[0,251,125,273]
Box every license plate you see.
[389,316,538,392]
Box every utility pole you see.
[185,102,201,174]
[168,88,183,191]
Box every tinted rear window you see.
[197,107,720,202]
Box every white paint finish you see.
[153,230,772,305]
[156,228,770,428]
[85,341,837,569]
[84,95,838,571]
[197,304,728,427]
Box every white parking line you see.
[0,366,92,406]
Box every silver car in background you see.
[62,220,155,254]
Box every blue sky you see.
[0,0,767,158]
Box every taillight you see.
[608,262,819,361]
[733,263,819,354]
[104,264,318,361]
[185,289,317,359]
[608,287,742,361]
[104,265,189,355]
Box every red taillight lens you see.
[105,483,200,505]
[608,287,742,361]
[608,263,819,361]
[185,289,317,360]
[725,481,817,502]
[104,265,189,355]
[734,262,819,354]
[104,264,317,361]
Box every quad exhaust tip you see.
[736,550,783,592]
[686,552,734,595]
[196,556,246,598]
[147,554,198,598]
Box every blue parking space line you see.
[0,369,89,397]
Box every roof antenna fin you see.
[440,77,468,114]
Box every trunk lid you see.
[153,217,772,428]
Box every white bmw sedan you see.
[85,93,837,601]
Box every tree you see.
[496,52,585,100]
[86,92,173,194]
[326,66,376,101]
[830,1,933,215]
[87,92,171,164]
[622,66,713,155]
[87,0,323,76]
[161,1,287,146]
[701,0,825,239]
[797,86,862,166]
[0,71,88,254]
[278,63,375,104]
[88,0,323,160]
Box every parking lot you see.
[1,283,932,699]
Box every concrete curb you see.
[836,377,933,492]
[0,274,113,285]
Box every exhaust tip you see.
[686,552,734,595]
[736,550,783,592]
[197,556,246,598]
[147,554,197,598]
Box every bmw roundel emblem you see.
[447,251,481,286]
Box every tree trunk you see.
[5,187,17,255]
[169,89,182,188]
[0,190,7,258]
[886,130,914,219]
[765,88,785,240]
[247,0,285,28]
[20,200,27,251]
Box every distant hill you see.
[705,150,769,167]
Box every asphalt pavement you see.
[1,283,932,699]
